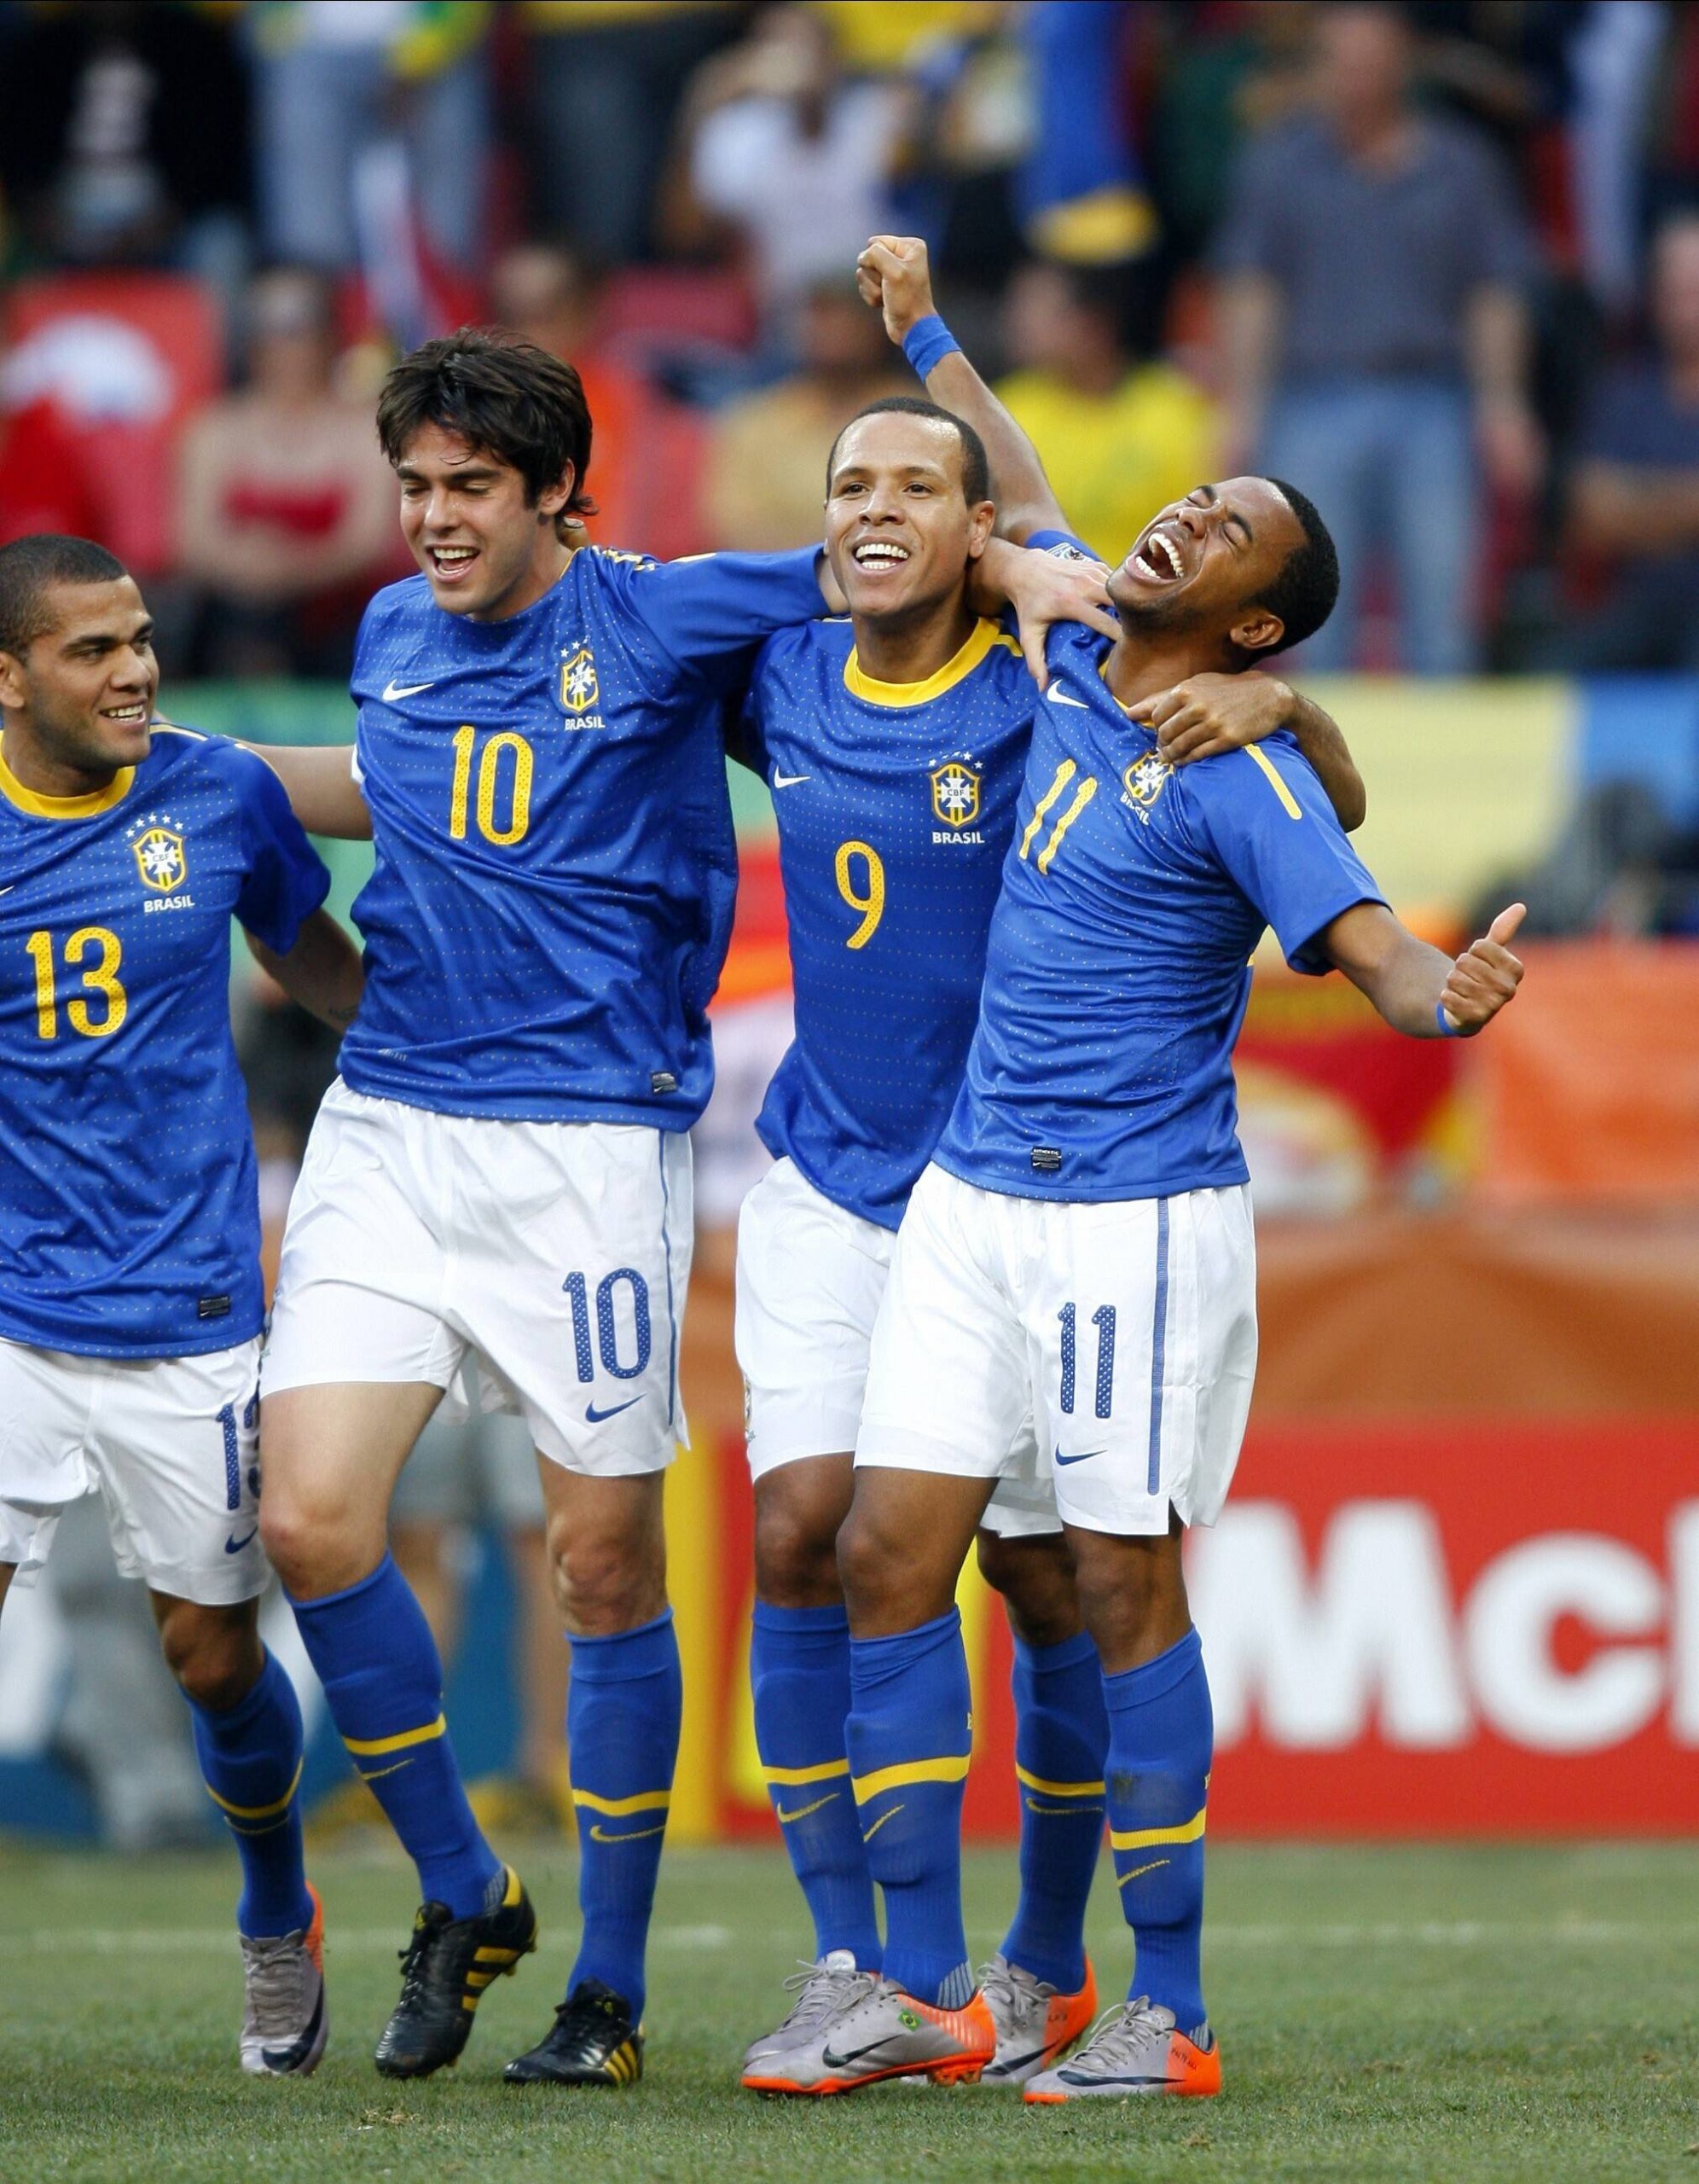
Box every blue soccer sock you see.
[565,1608,682,2018]
[289,1554,502,1920]
[846,1607,973,2009]
[751,1600,881,1969]
[1104,1625,1212,2031]
[187,1647,314,1939]
[1000,1628,1108,1993]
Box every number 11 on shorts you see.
[1058,1302,1116,1419]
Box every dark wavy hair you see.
[376,326,596,526]
[0,534,128,655]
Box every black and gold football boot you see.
[374,1864,537,2078]
[503,1978,644,2088]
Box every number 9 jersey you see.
[339,546,826,1128]
[0,728,329,1356]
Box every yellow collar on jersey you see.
[0,737,135,819]
[843,616,1019,708]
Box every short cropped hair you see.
[0,534,127,657]
[376,326,597,520]
[826,396,992,509]
[1258,479,1340,653]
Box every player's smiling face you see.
[825,414,994,629]
[1109,478,1305,654]
[395,421,574,621]
[0,578,157,787]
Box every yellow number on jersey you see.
[1018,760,1099,875]
[834,840,885,950]
[449,726,534,847]
[26,926,127,1040]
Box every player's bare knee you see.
[753,1487,844,1609]
[158,1603,263,1711]
[980,1531,1081,1649]
[835,1501,920,1629]
[1070,1527,1190,1670]
[547,1524,665,1636]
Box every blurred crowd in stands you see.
[0,0,1696,687]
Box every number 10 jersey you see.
[340,545,825,1128]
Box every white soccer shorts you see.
[263,1081,692,1475]
[856,1164,1258,1536]
[0,1333,266,1603]
[737,1157,1058,1538]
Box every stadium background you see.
[0,0,1694,1858]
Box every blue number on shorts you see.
[217,1402,242,1512]
[597,1269,652,1380]
[1091,1305,1116,1420]
[1058,1303,1077,1414]
[564,1268,652,1381]
[563,1272,595,1382]
[1057,1304,1116,1421]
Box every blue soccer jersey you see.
[339,546,825,1126]
[935,612,1386,1203]
[0,727,329,1356]
[743,615,1035,1228]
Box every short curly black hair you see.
[1254,479,1340,653]
[0,534,128,657]
[826,396,992,508]
[376,326,596,523]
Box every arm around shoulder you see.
[240,741,372,839]
[245,909,363,1035]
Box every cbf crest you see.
[1121,751,1172,826]
[129,818,188,892]
[930,759,982,830]
[560,645,600,716]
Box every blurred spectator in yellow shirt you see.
[700,276,910,550]
[994,258,1219,558]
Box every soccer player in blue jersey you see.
[249,328,1104,2086]
[0,533,362,2076]
[731,395,1368,2094]
[800,239,1528,2100]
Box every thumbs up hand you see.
[1439,903,1527,1034]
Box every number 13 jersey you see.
[339,545,825,1128]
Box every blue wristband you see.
[902,314,962,381]
[1435,1002,1461,1037]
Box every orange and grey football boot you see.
[745,1972,995,2095]
[1023,1995,1221,2102]
[239,1880,328,2077]
[975,1952,1098,2086]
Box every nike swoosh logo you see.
[585,1396,642,1424]
[1047,687,1090,708]
[359,1758,415,1782]
[381,677,436,702]
[1025,1797,1104,1816]
[224,1528,258,1553]
[861,1803,904,1843]
[776,1792,838,1824]
[589,1821,667,1844]
[821,2037,913,2069]
[259,1981,325,2073]
[0,886,14,897]
[1053,1449,1103,1467]
[771,770,811,788]
[1117,1856,1172,1886]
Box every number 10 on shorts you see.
[563,1269,652,1381]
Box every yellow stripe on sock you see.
[1110,1805,1207,1853]
[851,1754,971,1803]
[1014,1765,1106,1799]
[202,1757,304,1822]
[571,1786,673,1818]
[762,1757,850,1788]
[342,1714,446,1757]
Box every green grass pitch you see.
[1,1838,1694,2183]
